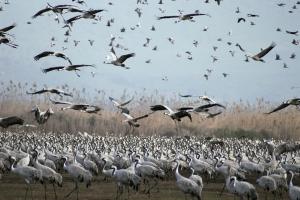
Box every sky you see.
[0,0,299,103]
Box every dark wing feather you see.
[55,53,72,65]
[0,116,24,128]
[265,103,290,114]
[86,9,106,15]
[49,98,72,105]
[176,111,192,122]
[194,103,225,112]
[150,105,168,111]
[184,13,210,17]
[133,114,149,122]
[26,89,48,95]
[157,15,180,20]
[179,94,193,98]
[118,53,135,63]
[120,97,134,107]
[65,15,82,24]
[0,23,16,32]
[177,107,194,111]
[237,18,246,23]
[34,51,54,61]
[32,7,52,18]
[42,66,65,73]
[254,42,276,58]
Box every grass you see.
[1,81,300,139]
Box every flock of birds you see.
[1,0,300,199]
[1,133,300,200]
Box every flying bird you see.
[122,112,150,127]
[265,98,300,114]
[26,88,72,97]
[34,51,72,65]
[109,96,133,114]
[0,116,24,128]
[150,105,192,122]
[104,47,135,69]
[42,64,95,77]
[157,12,210,22]
[246,42,276,62]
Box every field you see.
[1,81,300,140]
[0,172,293,200]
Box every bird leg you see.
[219,182,226,196]
[25,184,29,200]
[44,183,47,200]
[29,184,34,200]
[52,183,58,200]
[64,181,78,198]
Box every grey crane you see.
[0,116,24,128]
[31,106,54,124]
[289,171,300,200]
[34,51,72,65]
[157,12,210,22]
[246,42,276,62]
[26,88,73,97]
[109,96,133,114]
[104,47,135,69]
[42,64,95,77]
[150,104,192,122]
[65,9,106,25]
[265,98,300,114]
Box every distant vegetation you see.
[0,81,299,139]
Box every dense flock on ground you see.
[1,132,300,199]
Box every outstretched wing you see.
[32,7,52,18]
[118,53,135,63]
[265,103,290,114]
[120,97,134,107]
[34,51,54,61]
[49,98,72,105]
[0,23,16,33]
[42,66,65,73]
[133,113,150,122]
[55,53,72,65]
[122,113,134,120]
[109,96,121,106]
[254,42,276,59]
[0,116,24,128]
[179,94,193,98]
[157,15,179,20]
[26,89,48,95]
[184,13,210,18]
[65,15,82,24]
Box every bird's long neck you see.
[290,173,294,187]
[175,162,182,180]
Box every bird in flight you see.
[26,88,73,97]
[122,112,150,128]
[109,96,133,114]
[246,42,276,62]
[265,98,300,114]
[34,51,72,65]
[104,47,135,69]
[157,12,211,23]
[42,64,95,77]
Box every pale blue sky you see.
[0,0,299,103]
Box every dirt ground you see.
[0,173,291,200]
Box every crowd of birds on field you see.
[1,0,300,199]
[2,132,300,199]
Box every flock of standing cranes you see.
[0,0,300,199]
[1,132,300,199]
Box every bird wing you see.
[65,15,82,24]
[157,15,179,20]
[67,64,95,70]
[55,53,72,65]
[26,89,48,95]
[42,66,65,73]
[122,113,134,120]
[34,51,54,61]
[117,53,135,63]
[32,7,52,18]
[86,9,106,15]
[237,18,246,23]
[109,96,121,106]
[265,103,290,114]
[254,42,276,58]
[184,13,210,18]
[120,97,134,107]
[49,98,73,105]
[179,94,193,98]
[236,43,246,52]
[150,105,174,113]
[133,113,150,122]
[0,23,16,32]
[0,116,24,128]
[110,47,118,60]
[177,107,194,111]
